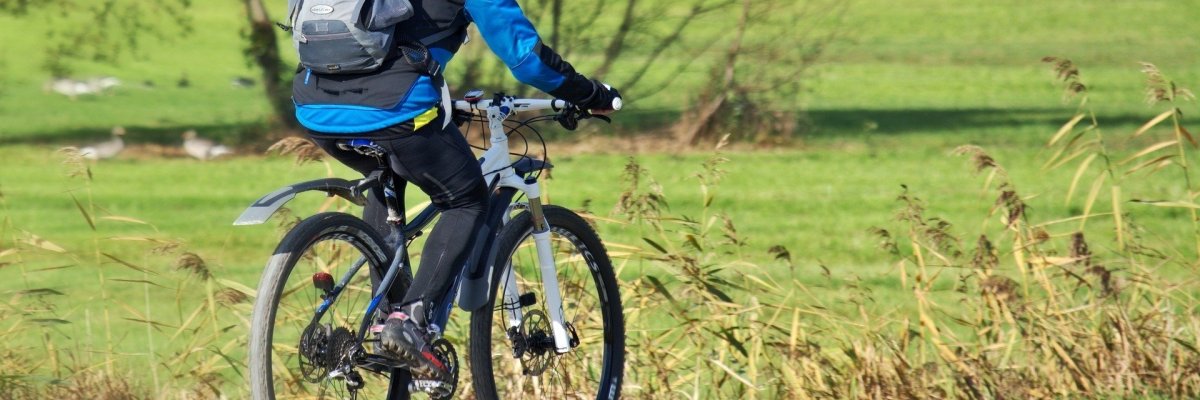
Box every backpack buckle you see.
[336,139,387,158]
[400,44,442,77]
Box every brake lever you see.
[556,107,612,131]
[555,110,579,131]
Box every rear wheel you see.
[249,212,411,399]
[469,206,625,399]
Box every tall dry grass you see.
[2,59,1199,399]
[613,59,1200,399]
[1,150,253,399]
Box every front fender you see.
[233,178,365,226]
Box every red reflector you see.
[313,272,334,292]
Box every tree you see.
[0,0,194,77]
[448,0,844,143]
[1,0,298,130]
[677,0,847,144]
[241,0,297,130]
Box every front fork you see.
[499,181,572,354]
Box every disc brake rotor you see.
[519,310,555,376]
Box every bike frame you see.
[313,95,576,361]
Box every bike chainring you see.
[409,338,459,400]
[518,310,554,376]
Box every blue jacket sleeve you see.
[463,0,596,102]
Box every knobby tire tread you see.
[468,206,625,400]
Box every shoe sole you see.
[382,339,451,381]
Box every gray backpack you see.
[286,0,415,74]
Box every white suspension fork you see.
[498,197,571,353]
[532,227,572,353]
[526,190,572,353]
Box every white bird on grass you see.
[46,77,122,100]
[182,129,233,160]
[79,126,126,160]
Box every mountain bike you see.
[236,91,625,400]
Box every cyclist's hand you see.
[577,81,622,113]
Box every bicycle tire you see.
[469,205,625,400]
[249,212,411,400]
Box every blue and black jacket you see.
[293,0,595,134]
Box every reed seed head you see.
[215,288,249,307]
[175,252,211,280]
[1141,62,1195,104]
[267,136,325,166]
[55,147,92,180]
[1043,56,1087,99]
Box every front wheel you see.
[469,205,625,399]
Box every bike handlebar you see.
[451,97,622,113]
[452,98,569,112]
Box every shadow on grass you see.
[578,107,1157,139]
[806,107,1154,136]
[0,122,277,147]
[0,107,1162,147]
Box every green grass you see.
[1,0,1197,142]
[3,0,1200,396]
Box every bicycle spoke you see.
[480,214,619,398]
[252,214,401,400]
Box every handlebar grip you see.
[600,83,623,111]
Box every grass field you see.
[3,0,1200,397]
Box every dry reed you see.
[2,60,1198,399]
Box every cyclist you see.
[292,0,621,377]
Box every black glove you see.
[575,80,622,111]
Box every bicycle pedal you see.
[409,379,453,398]
[409,379,447,391]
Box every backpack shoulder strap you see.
[278,0,306,31]
[417,27,462,46]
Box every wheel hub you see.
[517,310,556,376]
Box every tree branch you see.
[591,0,638,77]
[242,0,297,129]
[678,0,749,145]
[619,0,735,91]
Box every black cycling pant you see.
[310,115,488,310]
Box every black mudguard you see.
[232,178,366,226]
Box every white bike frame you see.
[453,96,573,353]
